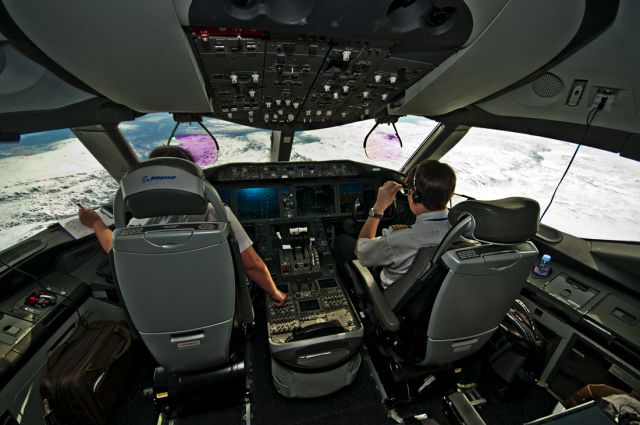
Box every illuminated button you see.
[342,50,351,61]
[230,74,238,84]
[381,93,388,101]
[333,92,339,99]
[389,76,397,84]
[265,101,272,108]
[285,99,291,106]
[251,73,259,83]
[248,90,256,98]
[275,99,282,106]
[343,85,349,93]
[324,84,331,92]
[362,91,369,99]
[374,75,381,83]
[293,102,300,109]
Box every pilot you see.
[339,159,456,289]
[78,145,287,307]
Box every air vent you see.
[532,73,564,98]
[536,224,563,243]
[0,239,47,265]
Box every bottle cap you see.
[541,254,551,262]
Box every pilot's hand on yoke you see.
[374,181,402,213]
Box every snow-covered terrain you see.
[1,114,639,252]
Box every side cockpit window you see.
[442,127,640,242]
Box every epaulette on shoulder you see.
[390,224,411,231]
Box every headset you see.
[411,164,422,203]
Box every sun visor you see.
[120,158,207,218]
[449,197,540,244]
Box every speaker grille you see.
[532,73,564,98]
[0,48,6,74]
[0,239,47,265]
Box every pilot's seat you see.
[347,197,540,400]
[110,158,255,414]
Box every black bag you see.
[41,321,134,425]
[482,299,547,399]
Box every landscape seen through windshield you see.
[0,113,638,251]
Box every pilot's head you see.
[148,145,195,163]
[406,160,456,211]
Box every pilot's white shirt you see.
[128,204,252,252]
[356,210,450,288]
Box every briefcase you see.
[41,321,134,425]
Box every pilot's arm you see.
[240,246,287,307]
[78,207,113,252]
[226,208,287,307]
[357,180,401,241]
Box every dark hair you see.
[148,145,195,163]
[406,160,456,210]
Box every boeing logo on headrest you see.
[141,175,177,183]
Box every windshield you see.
[441,127,640,242]
[119,113,433,171]
[119,113,271,165]
[291,116,436,171]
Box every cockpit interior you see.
[1,1,639,424]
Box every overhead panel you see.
[191,31,436,130]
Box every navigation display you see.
[296,185,335,216]
[339,182,376,213]
[236,187,279,220]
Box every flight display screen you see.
[318,278,338,288]
[236,187,280,220]
[298,299,321,312]
[217,188,232,207]
[339,182,376,213]
[295,185,335,216]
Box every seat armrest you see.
[350,260,400,332]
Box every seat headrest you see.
[448,197,540,244]
[120,157,207,218]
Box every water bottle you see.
[533,254,552,277]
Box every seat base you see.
[271,353,362,398]
[152,354,247,418]
[367,344,457,405]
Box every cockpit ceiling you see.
[0,0,633,140]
